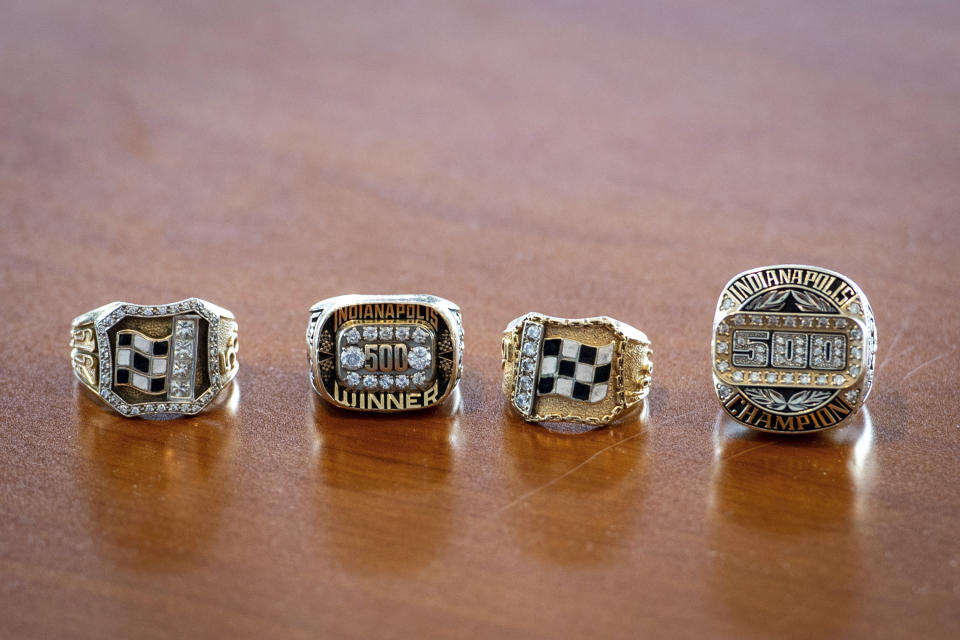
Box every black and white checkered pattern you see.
[537,338,614,403]
[115,331,169,394]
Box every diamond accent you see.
[395,375,410,390]
[732,371,744,382]
[362,375,378,389]
[716,342,729,354]
[749,372,761,383]
[395,327,411,341]
[765,373,778,383]
[345,372,361,389]
[408,346,432,370]
[718,385,733,399]
[344,328,361,344]
[717,361,730,372]
[363,326,378,341]
[845,389,859,404]
[340,346,364,370]
[379,327,394,340]
[412,327,429,344]
[816,375,828,384]
[526,325,542,339]
[799,373,811,383]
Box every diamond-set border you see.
[94,299,222,417]
[512,320,544,415]
[713,312,864,389]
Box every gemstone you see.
[520,358,535,374]
[516,392,531,408]
[412,327,429,344]
[783,373,795,383]
[749,372,761,383]
[362,375,378,389]
[799,317,814,327]
[783,316,797,327]
[525,324,542,339]
[850,328,862,339]
[408,346,432,370]
[395,327,411,341]
[119,405,129,414]
[717,361,730,372]
[766,373,778,383]
[733,316,746,325]
[835,318,848,329]
[170,381,190,395]
[176,322,194,339]
[340,346,364,370]
[718,385,733,398]
[345,372,361,388]
[717,322,730,335]
[716,342,728,354]
[142,308,153,316]
[395,375,410,390]
[722,298,734,310]
[379,327,394,340]
[816,375,828,384]
[767,316,780,326]
[845,390,859,404]
[849,365,861,377]
[750,315,763,326]
[521,342,537,357]
[732,371,744,382]
[344,328,361,344]
[130,407,140,415]
[412,372,427,387]
[799,374,811,384]
[849,302,862,314]
[363,326,378,341]
[379,375,395,391]
[519,375,533,391]
[175,341,192,358]
[851,347,862,358]
[817,317,830,327]
[832,375,845,385]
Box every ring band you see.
[70,298,239,417]
[307,294,464,412]
[502,313,652,426]
[712,265,877,433]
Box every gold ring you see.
[712,264,877,433]
[307,294,463,412]
[502,313,652,426]
[70,298,239,417]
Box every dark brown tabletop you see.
[1,1,959,638]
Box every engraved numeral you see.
[363,343,409,372]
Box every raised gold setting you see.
[502,313,652,426]
[70,298,239,417]
[712,265,877,433]
[307,294,463,412]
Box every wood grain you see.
[1,1,959,638]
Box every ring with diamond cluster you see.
[712,265,877,433]
[502,313,653,426]
[70,298,239,417]
[307,294,463,412]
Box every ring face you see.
[503,314,652,426]
[70,299,239,417]
[308,295,463,412]
[712,265,877,433]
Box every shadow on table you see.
[706,407,876,636]
[309,390,461,575]
[496,401,650,567]
[74,381,239,570]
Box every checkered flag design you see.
[537,338,614,403]
[115,331,170,394]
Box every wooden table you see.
[2,2,958,638]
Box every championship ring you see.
[70,298,239,417]
[306,294,464,412]
[712,265,877,433]
[502,313,652,426]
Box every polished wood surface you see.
[2,1,959,638]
